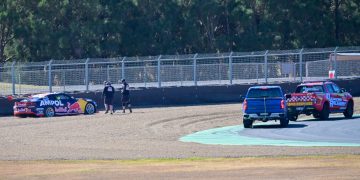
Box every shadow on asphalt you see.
[252,124,308,129]
[302,114,360,122]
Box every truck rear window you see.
[296,85,324,93]
[247,88,282,98]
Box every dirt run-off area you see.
[0,97,360,179]
[1,156,360,180]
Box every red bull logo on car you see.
[40,100,64,107]
[67,102,82,113]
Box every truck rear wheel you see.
[280,118,289,127]
[319,103,330,120]
[243,119,253,128]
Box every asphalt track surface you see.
[181,115,360,146]
[0,103,360,160]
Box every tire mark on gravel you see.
[146,111,240,127]
[179,114,239,128]
[145,111,240,139]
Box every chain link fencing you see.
[1,46,360,96]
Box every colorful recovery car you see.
[13,93,97,117]
[286,81,354,121]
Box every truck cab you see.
[242,86,289,128]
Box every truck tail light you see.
[280,100,285,109]
[243,99,248,111]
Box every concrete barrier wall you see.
[1,78,360,116]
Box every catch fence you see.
[1,46,360,96]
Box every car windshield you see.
[296,85,324,93]
[247,88,282,98]
[31,94,48,98]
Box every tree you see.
[0,0,20,63]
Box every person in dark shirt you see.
[102,81,115,114]
[121,79,132,113]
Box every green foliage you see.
[0,0,360,63]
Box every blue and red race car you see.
[13,93,97,117]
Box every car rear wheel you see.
[343,101,354,119]
[280,118,289,127]
[84,103,96,115]
[288,114,298,121]
[45,107,55,117]
[313,112,320,119]
[243,118,253,128]
[319,103,330,120]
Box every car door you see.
[63,94,82,114]
[330,83,348,111]
[325,83,346,112]
[52,94,70,114]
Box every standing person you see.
[102,81,115,114]
[121,79,132,113]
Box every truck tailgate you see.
[246,98,284,113]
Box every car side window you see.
[331,84,341,93]
[47,95,55,100]
[326,84,335,93]
[55,94,70,100]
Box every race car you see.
[13,93,97,117]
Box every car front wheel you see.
[319,103,330,120]
[44,107,55,117]
[84,103,96,115]
[343,101,354,119]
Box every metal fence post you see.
[256,63,259,83]
[63,71,65,92]
[144,62,147,87]
[264,50,269,84]
[121,57,126,80]
[157,55,162,88]
[334,46,338,79]
[48,60,53,93]
[299,48,304,82]
[85,58,89,92]
[229,51,233,85]
[193,53,198,86]
[107,65,110,81]
[11,61,16,95]
[293,63,296,81]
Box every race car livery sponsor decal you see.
[53,102,82,114]
[40,100,64,107]
[55,107,68,113]
[67,102,82,113]
[17,108,27,112]
[36,108,44,114]
[329,97,347,107]
[286,96,314,103]
[287,101,313,106]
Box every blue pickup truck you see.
[242,86,289,128]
